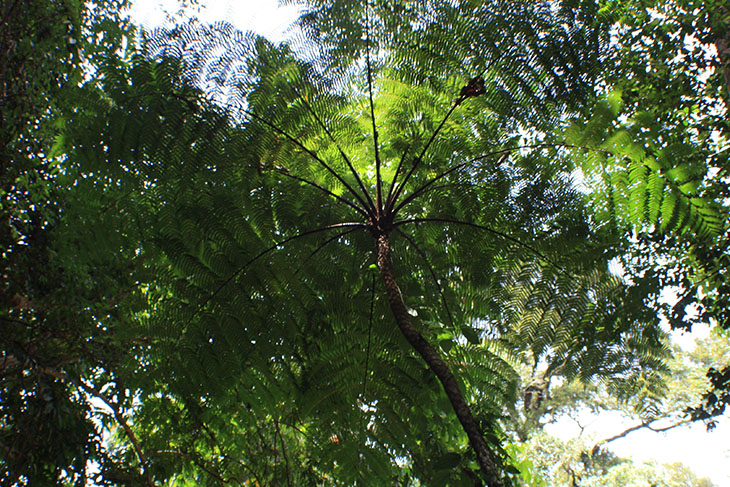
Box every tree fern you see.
[9,0,725,485]
[67,9,662,483]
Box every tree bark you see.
[374,233,503,486]
[716,36,730,100]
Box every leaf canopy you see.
[2,0,728,485]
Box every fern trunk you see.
[374,233,503,486]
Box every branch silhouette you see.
[289,83,376,212]
[293,227,364,276]
[275,168,369,218]
[364,0,384,215]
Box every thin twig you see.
[158,449,228,485]
[74,380,155,487]
[592,416,693,453]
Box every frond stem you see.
[364,0,384,215]
[359,273,376,443]
[387,97,464,213]
[384,144,410,212]
[243,107,375,219]
[196,222,367,315]
[293,227,362,275]
[290,85,377,213]
[395,141,616,215]
[275,168,370,218]
[394,217,566,274]
[394,145,538,215]
[394,228,455,329]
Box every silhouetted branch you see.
[157,449,228,484]
[385,144,410,211]
[293,227,363,275]
[360,273,376,430]
[395,141,613,214]
[73,380,155,487]
[2,350,152,483]
[289,84,376,212]
[364,0,383,215]
[592,416,693,454]
[388,98,463,213]
[394,146,533,214]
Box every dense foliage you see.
[1,0,728,485]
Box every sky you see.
[129,0,302,42]
[128,0,729,484]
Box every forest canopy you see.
[1,0,728,485]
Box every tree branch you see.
[714,32,730,99]
[592,416,694,454]
[72,379,154,487]
[393,144,561,215]
[158,449,228,484]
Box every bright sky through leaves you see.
[128,1,729,484]
[129,0,302,42]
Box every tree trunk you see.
[716,36,730,100]
[374,233,503,487]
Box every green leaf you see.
[461,326,480,345]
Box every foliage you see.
[582,0,730,429]
[1,0,729,485]
[501,331,727,487]
[522,432,716,487]
[0,0,141,484]
[687,330,730,429]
